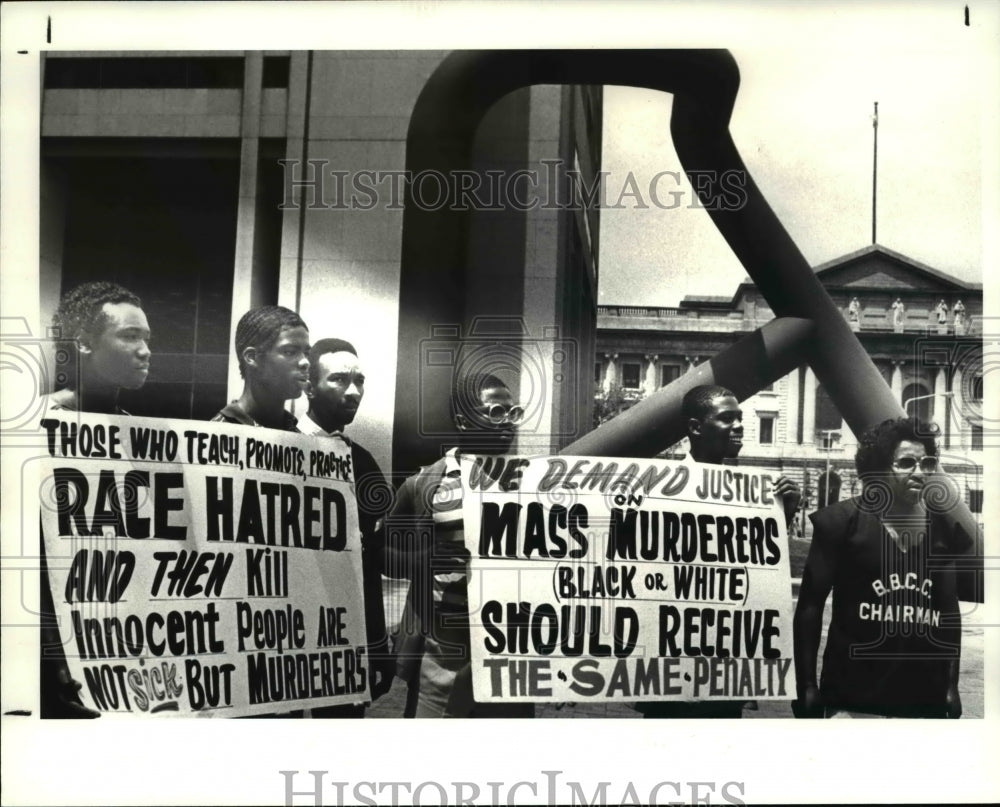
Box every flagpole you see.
[872,101,878,244]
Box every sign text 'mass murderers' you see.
[460,455,796,702]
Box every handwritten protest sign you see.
[38,413,368,717]
[460,455,795,703]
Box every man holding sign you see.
[639,385,799,719]
[211,305,309,717]
[301,338,395,713]
[683,385,801,527]
[44,281,152,415]
[211,305,310,431]
[41,281,153,717]
[457,383,797,710]
[387,372,534,718]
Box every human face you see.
[83,302,151,390]
[309,350,365,430]
[889,439,935,505]
[456,385,519,453]
[251,326,310,401]
[690,394,743,462]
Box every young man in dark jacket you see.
[300,338,395,713]
[41,281,152,717]
[639,384,800,719]
[210,305,309,430]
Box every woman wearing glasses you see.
[793,417,970,718]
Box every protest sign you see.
[461,455,795,703]
[38,413,368,717]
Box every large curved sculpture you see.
[393,50,982,599]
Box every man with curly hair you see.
[211,305,310,430]
[41,281,151,717]
[46,280,151,413]
[793,417,972,718]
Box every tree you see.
[592,382,631,428]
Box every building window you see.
[262,55,291,88]
[594,361,602,384]
[969,489,983,514]
[759,415,775,444]
[815,384,843,430]
[971,423,983,451]
[660,364,681,387]
[970,372,983,402]
[43,149,273,420]
[819,432,840,450]
[621,362,641,390]
[45,56,245,89]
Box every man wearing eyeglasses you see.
[386,371,533,718]
[793,416,971,718]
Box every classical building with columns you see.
[596,244,984,516]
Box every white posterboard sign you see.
[461,454,795,703]
[39,413,369,716]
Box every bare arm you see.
[792,520,837,717]
[773,474,802,528]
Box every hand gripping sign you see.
[394,50,982,601]
[37,413,368,716]
[460,454,795,703]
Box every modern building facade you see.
[596,244,985,518]
[39,51,603,476]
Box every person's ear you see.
[241,346,258,371]
[76,330,94,356]
[687,417,702,438]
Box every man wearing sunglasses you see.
[793,416,971,718]
[386,371,533,718]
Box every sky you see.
[599,10,995,306]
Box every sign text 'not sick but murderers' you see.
[38,414,368,717]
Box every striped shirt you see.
[417,449,476,716]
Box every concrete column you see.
[227,51,265,400]
[890,360,905,406]
[802,367,817,445]
[786,362,800,443]
[603,353,618,392]
[952,366,966,450]
[643,354,659,396]
[518,85,566,453]
[933,368,949,443]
